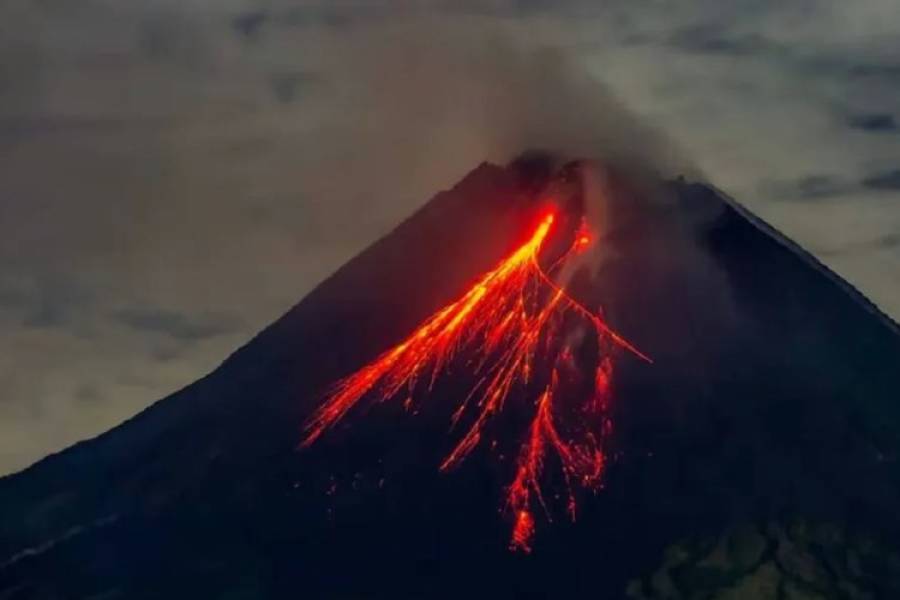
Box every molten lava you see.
[302,207,649,552]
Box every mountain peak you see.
[2,159,899,599]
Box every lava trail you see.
[301,206,650,552]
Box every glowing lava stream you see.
[301,208,650,552]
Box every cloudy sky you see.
[1,0,898,476]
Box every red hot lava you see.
[301,206,650,552]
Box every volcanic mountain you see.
[2,157,899,599]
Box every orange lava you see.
[301,207,649,552]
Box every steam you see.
[300,18,699,213]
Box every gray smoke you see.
[307,19,698,190]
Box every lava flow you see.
[301,206,650,552]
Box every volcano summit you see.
[1,157,899,599]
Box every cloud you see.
[73,383,104,406]
[818,231,900,257]
[666,27,770,56]
[270,72,323,104]
[0,274,92,330]
[762,175,855,201]
[232,10,268,40]
[0,285,26,310]
[113,308,240,343]
[879,233,900,248]
[848,63,900,83]
[847,113,898,132]
[862,169,900,191]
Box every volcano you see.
[2,156,899,599]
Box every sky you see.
[0,0,898,476]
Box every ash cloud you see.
[308,20,696,184]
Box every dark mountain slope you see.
[1,160,898,599]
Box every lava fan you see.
[301,202,651,552]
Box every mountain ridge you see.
[1,159,898,599]
[706,181,900,335]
